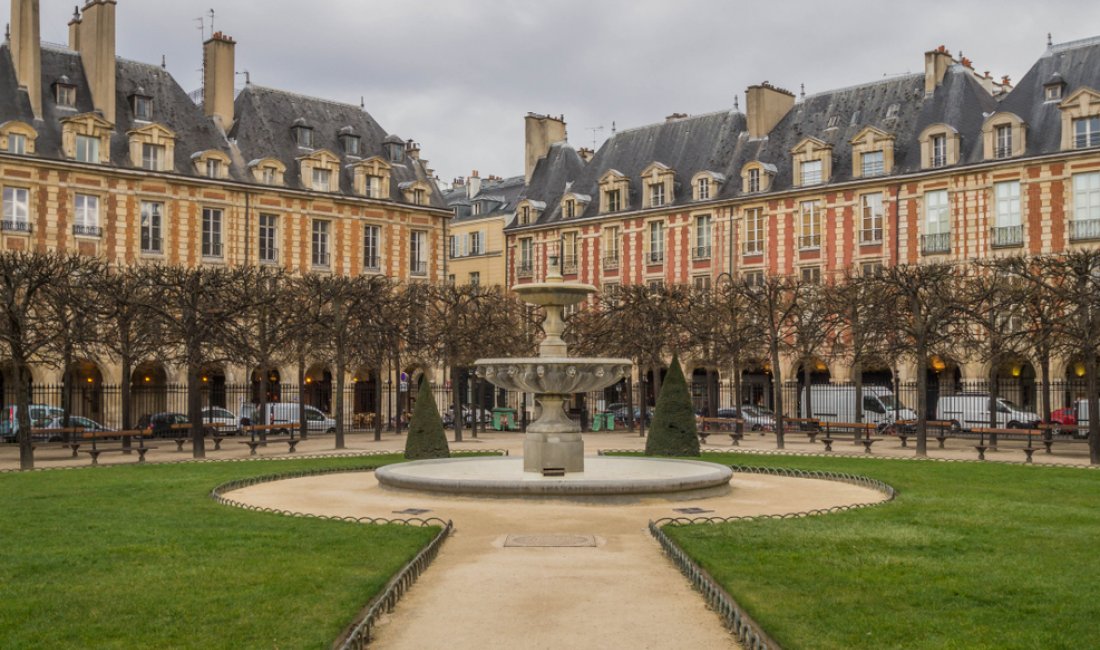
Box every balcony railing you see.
[562,259,578,274]
[742,241,764,256]
[798,234,821,250]
[72,224,102,237]
[921,232,951,254]
[602,254,620,269]
[647,250,665,265]
[1070,219,1100,242]
[692,245,712,260]
[363,256,381,272]
[990,225,1023,247]
[859,229,883,244]
[517,263,534,278]
[259,249,279,264]
[1,219,31,233]
[994,146,1013,159]
[410,260,428,276]
[312,253,331,268]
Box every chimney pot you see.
[203,31,236,131]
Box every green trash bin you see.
[492,407,517,431]
[593,412,614,432]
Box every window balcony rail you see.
[517,263,534,278]
[798,234,821,250]
[862,163,885,177]
[742,241,764,255]
[647,250,665,264]
[994,146,1013,159]
[931,154,947,168]
[990,225,1023,248]
[859,229,883,244]
[73,224,102,237]
[602,254,620,269]
[921,232,951,254]
[363,256,381,272]
[1074,134,1099,149]
[141,242,163,255]
[259,249,279,263]
[692,246,712,260]
[562,259,578,274]
[312,253,331,268]
[2,219,31,233]
[1070,219,1100,241]
[410,260,428,276]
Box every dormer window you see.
[399,180,433,206]
[691,171,724,201]
[649,183,665,207]
[262,167,276,184]
[340,128,361,156]
[384,135,404,163]
[1044,73,1067,102]
[350,156,391,199]
[607,189,622,212]
[560,192,591,219]
[850,126,895,179]
[885,103,900,119]
[599,169,631,214]
[982,112,1026,160]
[8,133,25,155]
[63,113,112,164]
[1047,85,1063,101]
[0,121,36,155]
[131,92,153,121]
[142,143,165,171]
[931,134,947,167]
[292,119,314,148]
[748,168,760,192]
[471,202,482,216]
[1075,116,1100,149]
[919,124,960,169]
[741,162,775,194]
[564,199,575,218]
[1059,88,1100,151]
[995,124,1012,159]
[312,168,331,192]
[698,177,710,200]
[249,158,287,186]
[206,159,222,179]
[801,160,823,185]
[55,81,76,108]
[790,137,832,187]
[861,151,884,177]
[191,149,229,179]
[520,205,530,225]
[641,162,674,209]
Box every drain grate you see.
[672,507,714,515]
[504,534,597,548]
[392,508,432,515]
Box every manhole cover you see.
[672,507,714,515]
[392,508,432,515]
[504,534,597,548]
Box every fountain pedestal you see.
[523,394,584,472]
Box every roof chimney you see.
[10,0,43,119]
[745,82,795,139]
[577,147,594,163]
[524,112,567,184]
[203,31,236,132]
[68,5,81,50]
[924,46,953,95]
[78,0,117,123]
[467,169,481,199]
[405,139,420,160]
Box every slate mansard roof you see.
[443,174,528,224]
[0,43,443,210]
[510,37,1100,232]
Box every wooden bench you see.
[784,417,822,443]
[697,417,745,446]
[80,430,157,466]
[821,421,880,453]
[165,423,232,451]
[238,436,301,456]
[30,427,86,457]
[238,424,298,456]
[970,427,1043,461]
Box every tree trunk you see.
[373,365,384,441]
[258,367,269,427]
[732,361,744,436]
[802,362,813,419]
[14,353,34,470]
[771,343,785,449]
[1039,351,1052,426]
[853,359,864,424]
[451,365,464,442]
[915,353,929,457]
[120,357,133,431]
[988,360,999,448]
[334,344,346,449]
[707,368,718,418]
[1087,354,1099,465]
[625,375,636,435]
[188,359,206,459]
[298,355,308,440]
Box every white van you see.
[935,393,1040,430]
[242,402,337,433]
[800,385,917,425]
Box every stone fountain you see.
[374,262,733,499]
[473,262,631,474]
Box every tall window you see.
[922,190,950,254]
[694,214,712,258]
[801,159,823,186]
[649,183,665,207]
[342,135,360,156]
[469,271,480,286]
[295,126,314,148]
[410,230,427,275]
[747,168,761,192]
[562,232,578,272]
[743,208,765,254]
[692,275,711,291]
[205,159,221,179]
[648,221,665,264]
[471,202,482,216]
[259,213,278,263]
[312,220,330,267]
[995,124,1013,159]
[931,134,947,167]
[140,201,163,254]
[2,187,30,232]
[261,166,277,185]
[859,193,884,243]
[366,175,382,198]
[56,84,76,107]
[519,237,534,274]
[698,177,710,200]
[202,208,223,258]
[743,270,764,287]
[800,266,822,284]
[7,133,26,155]
[133,96,153,121]
[602,226,620,266]
[470,231,483,256]
[74,194,100,236]
[413,188,426,205]
[75,135,99,163]
[607,189,621,212]
[141,143,165,171]
[1072,172,1100,241]
[992,181,1022,246]
[312,168,331,192]
[363,224,381,270]
[861,151,885,177]
[564,200,575,218]
[799,200,821,249]
[1074,117,1100,149]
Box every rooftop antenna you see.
[800,83,806,100]
[586,125,604,149]
[360,96,365,109]
[733,95,740,111]
[195,15,205,42]
[611,120,616,135]
[235,70,250,85]
[1047,32,1053,47]
[161,54,166,70]
[208,8,215,36]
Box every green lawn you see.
[664,454,1100,650]
[0,455,437,649]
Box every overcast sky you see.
[23,0,1100,185]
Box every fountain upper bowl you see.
[475,357,632,394]
[511,282,597,307]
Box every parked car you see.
[801,385,917,425]
[607,403,651,426]
[1050,400,1090,438]
[1,404,65,442]
[935,393,1041,430]
[717,404,776,431]
[199,407,241,433]
[241,402,336,433]
[40,416,114,440]
[137,412,192,438]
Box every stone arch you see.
[926,355,963,419]
[66,360,105,421]
[304,363,333,413]
[250,366,283,404]
[131,361,169,425]
[199,364,228,409]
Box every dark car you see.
[137,412,191,438]
[606,403,651,426]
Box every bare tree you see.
[0,252,91,469]
[708,279,765,427]
[878,262,968,456]
[787,281,840,419]
[826,269,891,424]
[741,275,801,448]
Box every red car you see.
[1050,407,1077,426]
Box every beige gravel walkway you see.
[231,467,885,649]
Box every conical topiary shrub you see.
[404,379,451,460]
[644,355,701,457]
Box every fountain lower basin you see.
[374,456,734,500]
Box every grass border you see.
[648,465,898,650]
